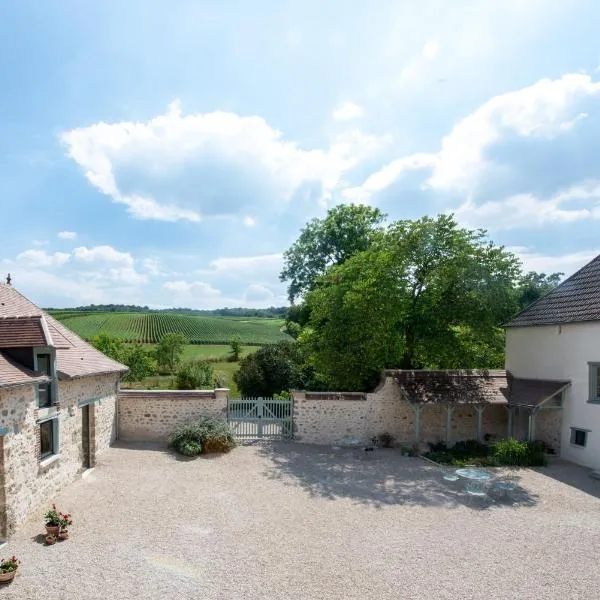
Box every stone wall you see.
[535,409,562,454]
[0,374,119,537]
[118,389,229,442]
[292,376,509,446]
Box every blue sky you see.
[2,0,600,308]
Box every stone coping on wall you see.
[294,391,367,401]
[118,388,229,400]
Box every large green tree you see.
[280,204,386,302]
[302,215,521,390]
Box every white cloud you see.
[163,280,221,296]
[349,73,600,202]
[398,38,440,85]
[61,100,388,222]
[332,102,364,121]
[243,216,256,227]
[207,253,283,275]
[58,231,77,240]
[142,258,161,276]
[343,153,437,202]
[244,284,275,302]
[72,245,134,266]
[16,249,71,267]
[453,180,600,230]
[32,240,48,247]
[510,247,600,277]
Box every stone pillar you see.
[214,388,230,419]
[475,405,486,442]
[446,405,454,444]
[528,409,536,442]
[507,406,513,439]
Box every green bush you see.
[170,417,235,456]
[175,360,215,390]
[492,438,547,467]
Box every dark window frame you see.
[39,419,56,459]
[570,427,588,447]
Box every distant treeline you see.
[45,304,289,318]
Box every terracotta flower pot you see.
[45,535,57,546]
[0,569,16,583]
[58,530,69,541]
[45,525,60,536]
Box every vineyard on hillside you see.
[49,311,290,345]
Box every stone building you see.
[0,283,127,539]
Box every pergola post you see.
[507,406,513,439]
[413,404,423,443]
[446,405,454,444]
[528,409,536,442]
[475,405,485,442]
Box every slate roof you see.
[0,352,50,389]
[506,253,600,327]
[387,369,569,408]
[0,283,127,380]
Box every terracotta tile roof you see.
[0,317,46,348]
[387,370,570,408]
[0,284,127,379]
[506,253,600,327]
[0,352,50,389]
[0,284,43,318]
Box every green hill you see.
[49,311,290,345]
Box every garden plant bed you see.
[424,439,549,467]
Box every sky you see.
[2,0,600,309]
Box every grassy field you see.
[121,356,243,396]
[49,311,289,345]
[181,344,255,362]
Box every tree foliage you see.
[229,336,242,362]
[280,204,386,302]
[155,333,188,374]
[234,341,301,397]
[89,333,156,382]
[517,271,563,310]
[301,215,522,390]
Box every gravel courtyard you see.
[2,442,600,600]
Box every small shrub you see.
[451,439,489,457]
[378,432,395,448]
[493,438,530,466]
[170,417,235,456]
[175,360,215,390]
[428,441,448,453]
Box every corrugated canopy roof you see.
[387,370,569,408]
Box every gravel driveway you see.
[2,442,600,600]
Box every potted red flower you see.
[58,512,72,540]
[0,556,19,582]
[44,504,61,536]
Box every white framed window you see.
[39,417,59,460]
[570,427,588,447]
[34,349,53,408]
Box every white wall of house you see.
[506,322,600,468]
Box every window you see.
[570,427,588,447]
[40,419,56,459]
[35,352,52,408]
[589,363,600,403]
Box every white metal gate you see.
[227,397,293,439]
